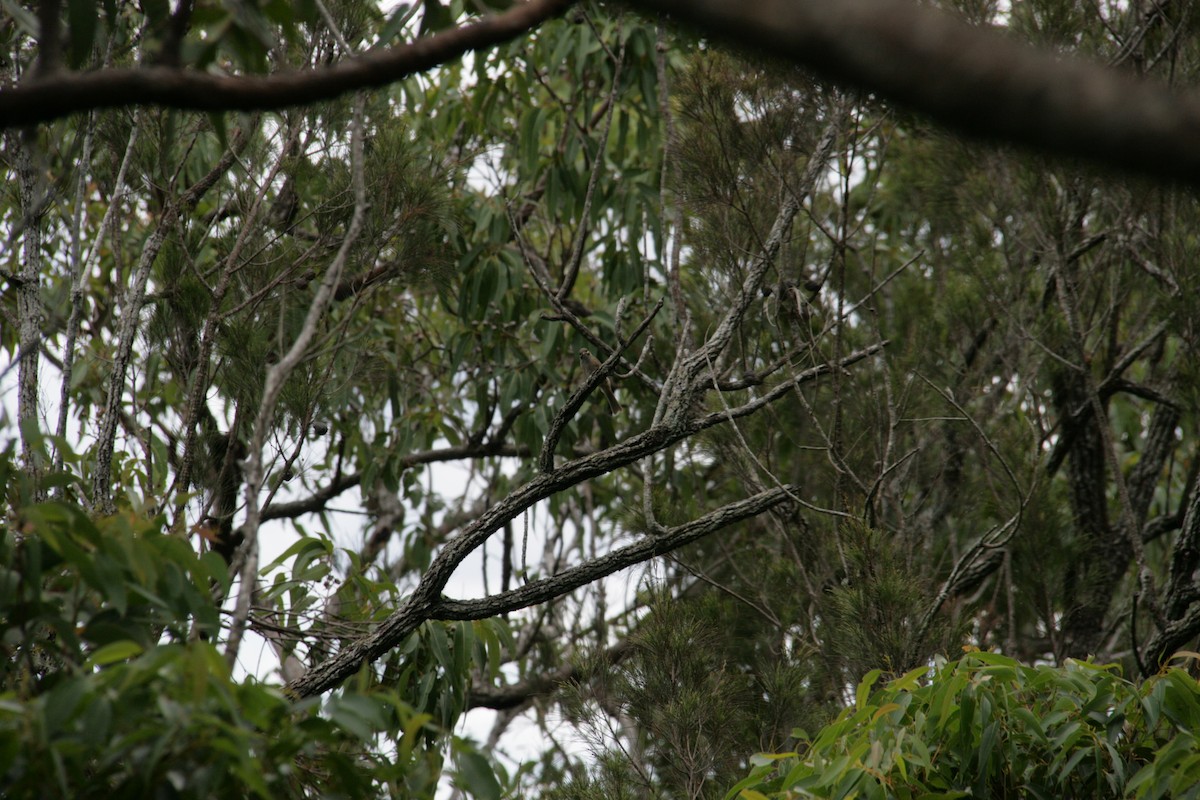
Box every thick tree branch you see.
[438,486,793,621]
[287,484,791,698]
[1144,604,1200,674]
[283,340,876,698]
[12,134,47,495]
[12,0,1200,192]
[626,0,1200,188]
[261,472,362,521]
[279,113,854,695]
[1161,480,1200,624]
[1128,399,1182,526]
[0,0,571,127]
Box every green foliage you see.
[552,594,831,800]
[822,521,957,680]
[2,490,227,682]
[3,642,391,798]
[0,445,501,798]
[7,0,1200,797]
[726,652,1200,800]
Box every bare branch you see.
[91,132,247,513]
[283,339,878,698]
[439,487,791,620]
[287,483,793,698]
[468,641,632,710]
[0,0,571,127]
[10,132,48,494]
[55,104,137,477]
[539,298,664,472]
[557,38,624,301]
[259,440,529,522]
[226,91,369,666]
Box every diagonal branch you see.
[287,484,792,699]
[436,486,793,621]
[625,0,1200,188]
[669,121,837,407]
[0,0,572,127]
[283,342,877,698]
[468,640,632,710]
[539,298,664,472]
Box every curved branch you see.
[468,641,629,711]
[14,0,1200,192]
[626,0,1200,188]
[0,0,571,127]
[1143,603,1200,673]
[260,441,529,521]
[539,298,664,472]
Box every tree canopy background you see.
[4,0,1200,797]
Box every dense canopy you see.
[3,0,1200,797]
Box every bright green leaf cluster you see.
[726,652,1200,800]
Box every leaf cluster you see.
[727,652,1200,800]
[0,444,509,799]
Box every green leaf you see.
[42,677,88,731]
[87,640,144,667]
[749,751,797,767]
[455,748,502,800]
[453,620,470,677]
[891,665,930,691]
[379,4,414,44]
[519,107,543,175]
[328,693,385,741]
[420,0,453,35]
[856,669,882,710]
[207,112,229,149]
[264,536,329,573]
[722,766,777,800]
[428,622,452,668]
[975,721,999,790]
[399,712,434,763]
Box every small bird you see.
[579,347,621,413]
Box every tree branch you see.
[0,0,571,127]
[625,0,1200,188]
[287,484,792,698]
[539,298,663,472]
[284,337,876,698]
[226,90,369,667]
[468,641,632,710]
[438,486,792,621]
[259,440,529,522]
[90,132,247,513]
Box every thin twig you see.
[225,91,369,668]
